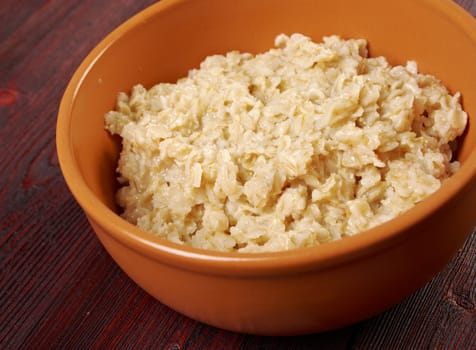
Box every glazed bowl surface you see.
[57,0,476,335]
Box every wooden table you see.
[1,1,475,348]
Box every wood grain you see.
[1,1,475,349]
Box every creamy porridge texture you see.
[105,34,467,252]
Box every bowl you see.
[56,0,476,335]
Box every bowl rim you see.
[57,0,476,277]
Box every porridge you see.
[105,34,467,252]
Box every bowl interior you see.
[62,0,476,240]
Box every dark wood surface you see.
[1,1,475,349]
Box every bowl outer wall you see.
[86,184,476,335]
[57,0,476,334]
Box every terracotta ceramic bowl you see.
[57,0,476,335]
